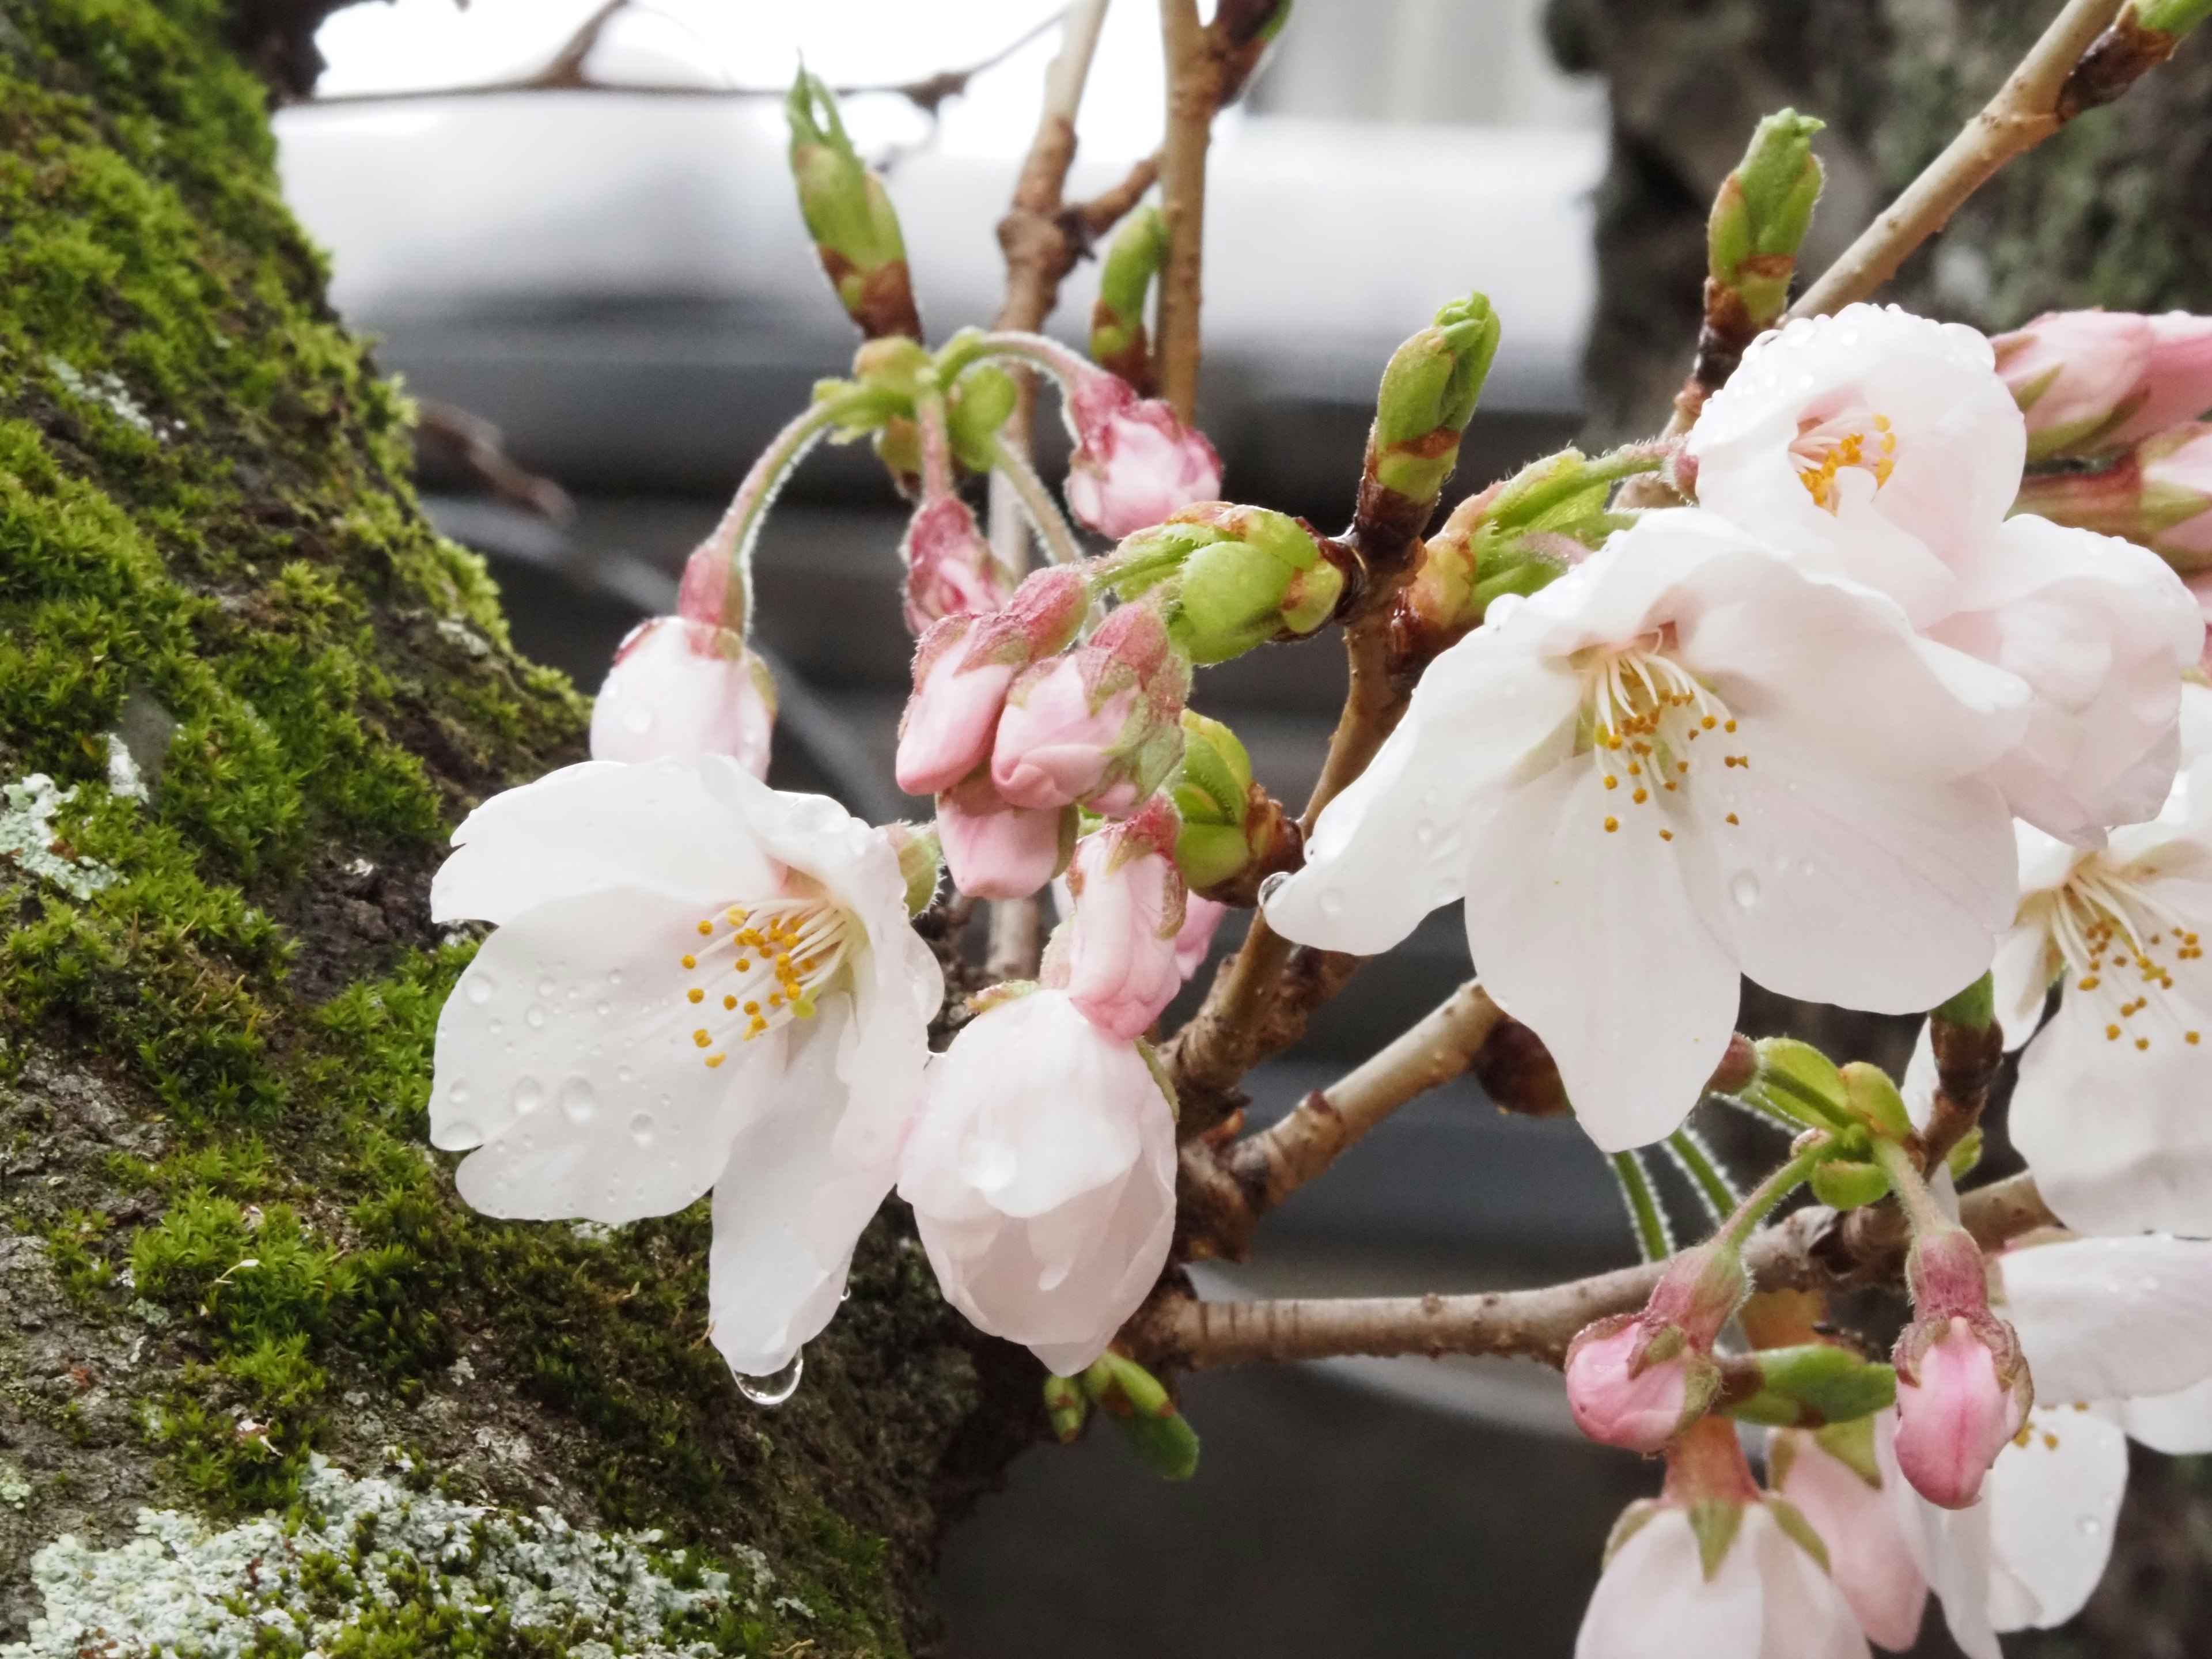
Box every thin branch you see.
[1783,0,2128,321]
[1154,0,1215,421]
[310,2,1071,107]
[1137,1172,2058,1371]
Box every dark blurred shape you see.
[415,399,577,524]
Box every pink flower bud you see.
[901,495,1015,634]
[991,601,1190,817]
[2142,423,2212,565]
[1048,798,1185,1041]
[893,566,1091,798]
[1565,1315,1698,1452]
[588,616,774,775]
[1173,894,1228,980]
[1062,370,1223,539]
[2109,310,2212,446]
[675,539,730,627]
[937,770,1073,900]
[1993,311,2153,459]
[1893,1317,2030,1510]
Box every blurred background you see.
[277,2,2210,1653]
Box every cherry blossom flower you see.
[1768,1416,1929,1652]
[1991,308,2212,457]
[1060,369,1222,540]
[894,566,1088,798]
[1880,1233,2212,1657]
[900,494,1014,633]
[1263,507,2026,1150]
[1963,683,2212,1236]
[1049,800,1187,1040]
[992,597,1190,818]
[1578,1418,1869,1659]
[426,757,941,1379]
[1688,302,2203,846]
[897,987,1176,1374]
[590,617,775,776]
[1889,1228,2031,1510]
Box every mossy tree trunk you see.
[1550,2,2212,1650]
[0,5,1029,1653]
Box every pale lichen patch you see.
[0,776,118,899]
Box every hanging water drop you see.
[628,1111,656,1145]
[557,1076,598,1124]
[1257,872,1289,907]
[465,974,495,1006]
[1731,872,1761,909]
[512,1075,545,1116]
[735,1352,804,1406]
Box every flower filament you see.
[679,893,858,1067]
[2044,860,2202,1051]
[1791,408,1896,512]
[1578,638,1740,838]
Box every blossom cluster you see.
[426,268,2212,1650]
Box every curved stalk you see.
[988,437,1088,569]
[1611,1150,1675,1262]
[692,395,870,636]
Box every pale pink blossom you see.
[1893,1320,2027,1511]
[1173,894,1229,980]
[590,617,775,776]
[1049,800,1186,1040]
[2139,421,2212,565]
[991,599,1190,819]
[1990,310,2156,459]
[1769,1416,1929,1652]
[894,565,1088,798]
[901,494,1014,633]
[1264,508,2025,1150]
[936,770,1070,900]
[898,987,1176,1374]
[426,757,941,1380]
[1566,1319,1697,1452]
[2109,311,2212,446]
[1689,303,2202,846]
[1061,369,1223,539]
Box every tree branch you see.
[1154,0,1215,421]
[1138,1173,2058,1371]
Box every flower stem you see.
[1870,1135,1952,1240]
[692,396,863,637]
[988,435,1088,570]
[937,329,1096,394]
[1611,1150,1674,1263]
[1666,1128,1741,1224]
[914,376,956,503]
[1716,1137,1835,1255]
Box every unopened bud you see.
[1893,1316,2032,1509]
[945,365,1020,474]
[1043,1373,1089,1441]
[1708,111,1825,331]
[1809,1158,1892,1210]
[2015,421,2212,574]
[1161,711,1302,900]
[1081,1351,1201,1481]
[1107,503,1347,665]
[590,617,775,777]
[895,566,1089,797]
[1090,206,1169,393]
[1743,1036,1852,1131]
[992,599,1191,817]
[1047,798,1187,1041]
[786,70,920,340]
[1360,292,1500,546]
[1061,371,1223,540]
[1838,1062,1914,1141]
[1566,1316,1715,1452]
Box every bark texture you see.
[0,5,1031,1653]
[1551,3,2212,1652]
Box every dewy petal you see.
[435,887,762,1224]
[1982,1406,2127,1633]
[1462,761,1741,1151]
[1575,1509,1767,1659]
[707,997,892,1378]
[1996,1234,2212,1400]
[433,757,781,926]
[2010,978,2212,1237]
[589,617,774,777]
[2114,1373,2212,1453]
[1263,619,1581,957]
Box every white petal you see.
[707,997,890,1378]
[1902,1021,1938,1132]
[1746,1506,1873,1659]
[435,887,761,1224]
[2010,987,2212,1237]
[1882,1411,2003,1659]
[2115,1373,2212,1453]
[1264,623,1579,956]
[1575,1509,1766,1659]
[1462,762,1740,1151]
[1997,1233,2212,1400]
[1688,722,2016,1014]
[433,757,779,925]
[1982,1406,2127,1632]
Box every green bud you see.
[1931,970,1996,1034]
[1107,505,1343,665]
[2137,0,2212,34]
[1707,109,1825,328]
[1367,292,1501,506]
[1725,1346,1897,1429]
[1091,206,1170,385]
[945,366,1020,473]
[1113,1404,1200,1481]
[787,69,919,338]
[1043,1374,1089,1442]
[1168,711,1258,889]
[1809,1158,1892,1211]
[1746,1036,1851,1131]
[1838,1061,1914,1141]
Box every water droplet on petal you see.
[734,1352,803,1407]
[1415,820,1435,846]
[513,1076,545,1116]
[623,705,653,735]
[447,1081,470,1107]
[536,978,556,999]
[1731,872,1761,909]
[2077,1516,2103,1536]
[526,1005,547,1029]
[442,1119,483,1149]
[1257,872,1289,907]
[596,1002,612,1018]
[488,1018,504,1036]
[616,1065,634,1086]
[960,1139,1018,1194]
[465,975,495,1006]
[628,1111,656,1145]
[558,1076,597,1124]
[1319,888,1345,918]
[608,969,624,987]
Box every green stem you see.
[1717,1137,1836,1253]
[1870,1135,1951,1238]
[914,375,955,502]
[1611,1150,1674,1263]
[989,435,1088,570]
[1666,1128,1740,1224]
[694,396,866,636]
